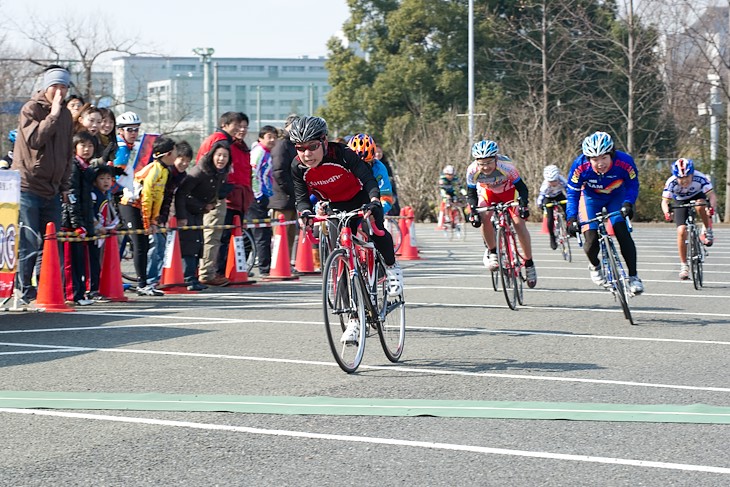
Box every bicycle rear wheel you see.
[605,239,634,325]
[322,249,368,373]
[490,269,499,292]
[374,255,405,362]
[496,227,517,310]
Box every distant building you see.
[111,55,330,138]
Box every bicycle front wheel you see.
[605,239,634,325]
[374,255,405,362]
[512,231,525,306]
[322,249,368,373]
[497,227,517,310]
[555,213,572,262]
[689,227,703,289]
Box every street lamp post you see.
[468,0,475,144]
[193,47,215,135]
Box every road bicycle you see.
[307,207,406,373]
[478,201,525,310]
[441,198,468,241]
[671,200,708,290]
[578,208,635,325]
[544,199,571,262]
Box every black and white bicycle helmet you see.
[288,116,328,143]
[116,111,141,127]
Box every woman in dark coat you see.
[175,140,231,290]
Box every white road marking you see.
[1,408,728,474]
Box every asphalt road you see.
[1,222,729,486]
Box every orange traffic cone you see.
[225,215,256,286]
[541,213,550,234]
[159,217,192,293]
[265,214,299,281]
[294,225,318,275]
[99,233,129,302]
[35,222,74,312]
[398,206,422,260]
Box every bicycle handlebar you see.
[475,200,520,214]
[578,207,632,232]
[302,206,385,245]
[543,200,567,208]
[670,200,708,210]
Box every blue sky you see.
[3,0,351,59]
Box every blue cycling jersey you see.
[565,150,639,220]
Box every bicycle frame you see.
[671,200,708,290]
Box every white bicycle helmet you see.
[116,111,141,127]
[581,131,614,157]
[543,165,561,181]
[443,165,455,175]
[472,140,499,159]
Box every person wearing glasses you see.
[290,116,403,298]
[466,139,537,288]
[565,131,643,294]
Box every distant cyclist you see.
[437,165,465,229]
[660,158,717,280]
[536,164,568,250]
[565,131,644,294]
[466,140,537,288]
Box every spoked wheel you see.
[496,227,517,310]
[322,249,368,373]
[606,241,634,325]
[374,255,405,362]
[318,220,338,271]
[386,218,402,253]
[555,213,572,262]
[242,229,256,274]
[490,268,499,292]
[513,233,525,306]
[689,230,703,290]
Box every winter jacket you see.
[14,90,74,198]
[269,137,297,210]
[61,156,96,235]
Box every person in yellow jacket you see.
[120,136,178,295]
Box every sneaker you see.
[589,265,606,286]
[187,282,208,292]
[703,228,714,247]
[86,292,111,303]
[200,276,230,287]
[385,263,403,297]
[74,298,94,306]
[137,285,165,296]
[340,318,360,344]
[483,250,499,271]
[525,265,537,288]
[679,264,689,280]
[628,276,644,295]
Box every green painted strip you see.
[1,391,729,424]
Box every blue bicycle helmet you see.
[472,140,499,159]
[672,158,694,178]
[8,130,17,144]
[581,131,614,157]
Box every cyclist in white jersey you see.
[660,158,717,279]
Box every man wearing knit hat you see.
[13,64,74,304]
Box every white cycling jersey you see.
[661,171,713,201]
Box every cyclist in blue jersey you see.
[536,164,568,250]
[660,158,717,280]
[347,133,395,214]
[565,131,644,294]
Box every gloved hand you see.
[664,212,672,222]
[621,202,634,219]
[298,209,313,226]
[567,218,579,238]
[708,206,715,217]
[518,206,530,220]
[469,211,482,228]
[74,227,87,238]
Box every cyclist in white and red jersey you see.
[466,140,537,288]
[660,158,717,279]
[290,116,402,299]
